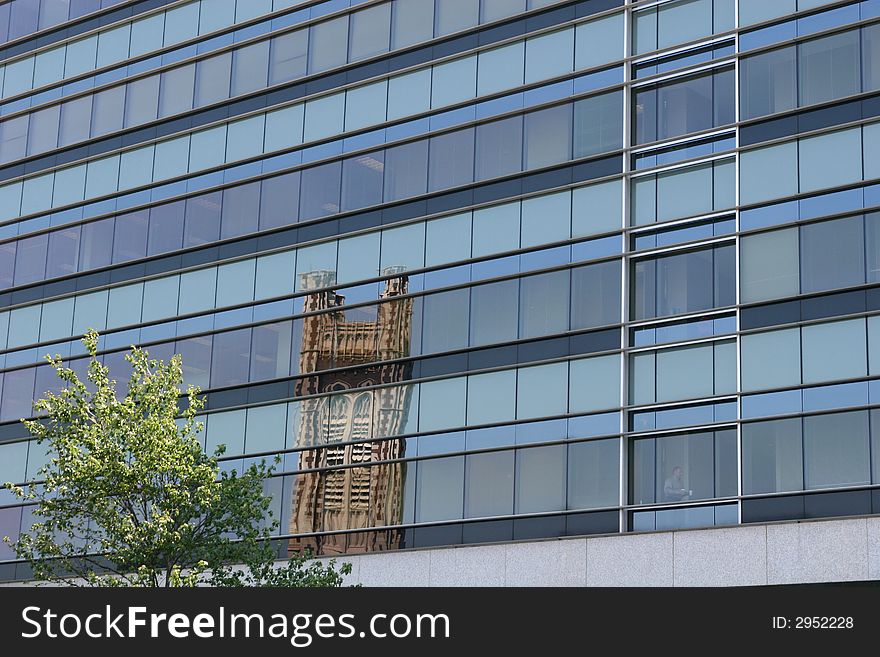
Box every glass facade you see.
[2,0,880,577]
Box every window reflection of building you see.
[287,268,413,555]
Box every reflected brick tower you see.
[287,267,414,555]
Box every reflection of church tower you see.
[287,267,414,555]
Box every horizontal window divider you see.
[739,202,880,240]
[739,286,880,331]
[0,0,619,150]
[0,341,627,430]
[630,30,734,65]
[739,483,880,501]
[738,183,880,232]
[0,175,627,310]
[0,0,359,89]
[625,234,735,260]
[737,101,880,157]
[627,210,737,237]
[629,58,734,89]
[0,505,628,562]
[0,85,627,234]
[627,307,735,329]
[0,0,153,63]
[740,90,880,136]
[624,419,739,438]
[630,127,736,156]
[623,496,739,513]
[624,314,738,345]
[740,373,880,403]
[735,0,861,35]
[0,404,624,462]
[626,148,735,178]
[220,433,624,475]
[0,232,626,351]
[0,53,628,191]
[738,8,880,60]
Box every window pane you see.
[15,235,49,284]
[26,105,60,155]
[519,270,570,339]
[111,210,148,263]
[210,328,252,387]
[574,90,622,157]
[644,431,719,504]
[740,140,798,205]
[422,288,469,353]
[79,218,113,271]
[525,28,574,84]
[269,29,308,85]
[250,321,292,382]
[220,182,260,239]
[572,179,622,237]
[349,2,391,61]
[426,212,470,266]
[387,69,430,120]
[309,15,348,73]
[801,319,867,385]
[475,115,523,181]
[656,344,713,402]
[435,0,479,37]
[90,85,125,137]
[739,0,794,26]
[465,450,514,517]
[417,456,463,521]
[299,161,341,220]
[803,411,870,489]
[341,151,384,212]
[383,140,428,202]
[344,81,387,132]
[798,30,861,108]
[571,261,620,329]
[419,377,466,433]
[336,232,379,284]
[515,445,565,513]
[45,226,79,279]
[800,215,865,294]
[657,72,713,143]
[469,279,518,346]
[184,191,221,247]
[477,42,524,96]
[569,355,620,413]
[59,96,93,147]
[743,417,803,494]
[864,23,880,93]
[159,64,195,118]
[391,0,433,49]
[428,127,474,192]
[741,328,801,392]
[517,362,568,420]
[431,56,476,108]
[524,104,572,170]
[740,46,797,120]
[799,127,862,194]
[568,439,619,509]
[195,53,232,107]
[473,203,519,257]
[576,12,624,70]
[741,227,799,303]
[124,75,160,127]
[231,40,270,97]
[260,171,300,229]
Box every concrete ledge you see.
[337,517,880,587]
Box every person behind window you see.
[663,465,691,502]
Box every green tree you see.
[2,331,350,587]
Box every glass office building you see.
[1,0,880,578]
